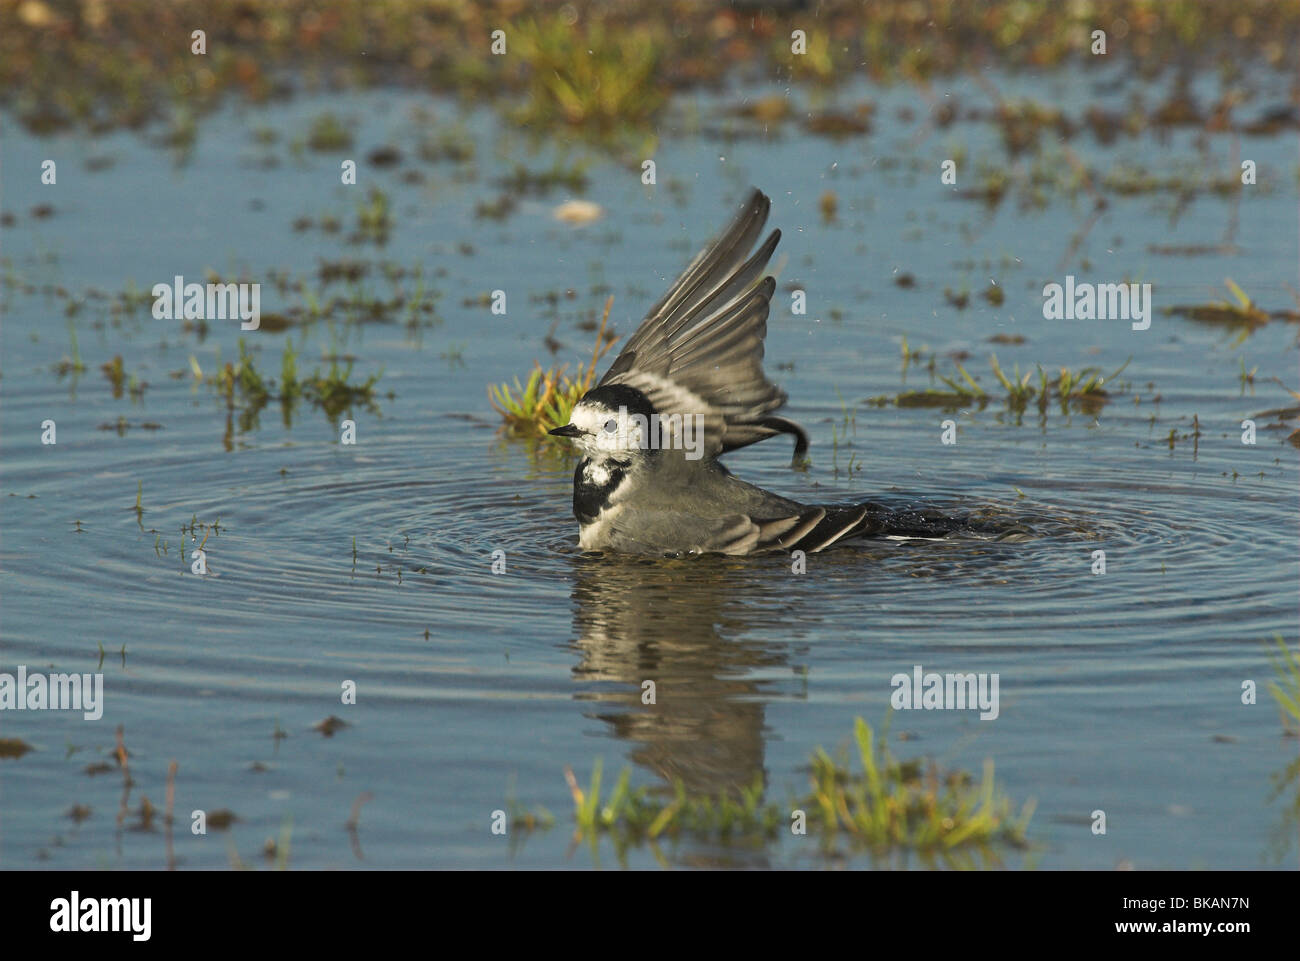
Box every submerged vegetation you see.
[1166,279,1300,341]
[1269,635,1300,737]
[871,344,1131,418]
[514,717,1034,868]
[1252,380,1300,449]
[1266,635,1300,864]
[192,338,383,440]
[17,256,419,446]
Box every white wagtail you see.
[549,188,969,556]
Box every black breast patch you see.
[573,458,626,524]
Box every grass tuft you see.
[489,297,617,438]
[1268,634,1300,736]
[1167,279,1272,339]
[192,338,381,433]
[887,354,1129,415]
[511,17,665,135]
[514,716,1034,867]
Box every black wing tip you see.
[736,187,771,224]
[752,229,781,271]
[762,416,808,457]
[721,416,808,459]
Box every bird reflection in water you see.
[566,553,804,804]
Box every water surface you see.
[1,70,1297,869]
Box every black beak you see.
[548,424,583,438]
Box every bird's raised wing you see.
[598,189,807,458]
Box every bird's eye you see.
[603,419,618,433]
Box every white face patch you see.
[564,399,709,461]
[568,401,644,456]
[568,401,609,438]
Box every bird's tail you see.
[774,501,995,553]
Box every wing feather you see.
[598,189,807,457]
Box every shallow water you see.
[1,68,1297,869]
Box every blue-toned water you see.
[1,68,1297,869]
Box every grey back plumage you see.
[591,455,983,556]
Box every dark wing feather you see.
[599,189,807,458]
[775,502,991,554]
